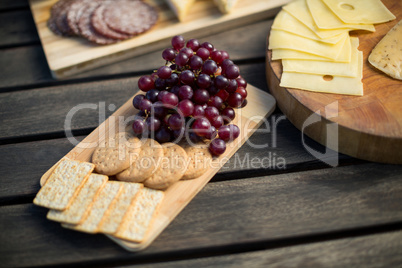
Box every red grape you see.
[162,48,176,61]
[175,52,189,67]
[178,85,193,100]
[207,95,223,110]
[200,41,214,52]
[226,79,238,93]
[157,66,172,79]
[192,105,205,117]
[215,89,229,102]
[168,113,184,130]
[161,92,179,107]
[186,38,200,51]
[189,55,203,70]
[235,86,247,99]
[178,99,195,117]
[172,35,185,50]
[202,60,218,75]
[193,89,210,104]
[221,107,235,123]
[224,64,240,79]
[196,48,210,61]
[214,75,228,89]
[132,119,146,134]
[179,70,195,85]
[133,94,145,109]
[192,117,211,137]
[227,92,243,108]
[209,138,226,156]
[197,73,212,89]
[138,75,154,92]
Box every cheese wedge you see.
[282,37,360,77]
[307,0,375,31]
[369,20,402,80]
[213,0,238,14]
[280,51,364,96]
[322,0,396,24]
[165,0,196,22]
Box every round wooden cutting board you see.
[266,0,402,164]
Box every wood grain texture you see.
[2,162,402,267]
[0,118,357,204]
[0,17,272,89]
[266,0,402,164]
[0,64,267,140]
[0,10,39,47]
[29,0,288,78]
[135,231,402,268]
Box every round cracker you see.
[143,143,188,190]
[92,132,133,175]
[182,146,212,180]
[116,138,163,183]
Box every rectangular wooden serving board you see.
[39,84,276,251]
[29,0,291,79]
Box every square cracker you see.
[97,182,143,234]
[113,188,164,242]
[47,173,108,224]
[33,159,95,210]
[63,181,123,233]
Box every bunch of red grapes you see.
[132,35,248,156]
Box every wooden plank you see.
[0,10,39,47]
[134,231,402,268]
[1,162,402,267]
[29,0,288,78]
[0,45,52,89]
[0,0,28,11]
[0,117,357,203]
[0,117,354,203]
[0,63,267,141]
[0,20,272,90]
[266,0,402,164]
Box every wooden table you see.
[1,1,402,267]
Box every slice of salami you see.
[48,0,72,36]
[91,4,132,40]
[77,1,118,45]
[66,0,91,36]
[103,0,158,36]
[54,0,77,36]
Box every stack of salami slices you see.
[48,0,159,45]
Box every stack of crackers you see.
[33,132,213,243]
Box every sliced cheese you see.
[269,29,351,61]
[283,0,350,39]
[282,37,360,77]
[165,0,196,22]
[369,19,402,80]
[322,0,396,24]
[272,10,345,44]
[272,49,334,61]
[280,51,363,96]
[213,0,238,14]
[307,0,375,31]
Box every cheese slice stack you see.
[269,0,396,96]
